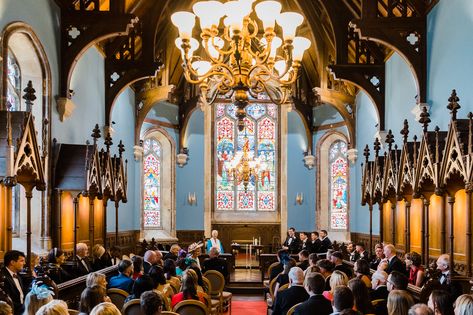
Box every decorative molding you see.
[56,97,76,122]
[133,145,144,161]
[313,121,347,132]
[143,118,179,130]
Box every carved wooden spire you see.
[364,144,370,163]
[22,80,36,112]
[468,112,473,154]
[118,140,125,157]
[447,89,460,121]
[105,132,113,152]
[386,129,394,151]
[374,137,381,157]
[419,105,431,133]
[413,135,418,164]
[400,119,409,143]
[91,124,101,146]
[434,126,440,163]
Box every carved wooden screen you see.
[329,140,349,230]
[143,138,161,227]
[214,101,278,211]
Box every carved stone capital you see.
[303,154,315,169]
[56,97,76,121]
[133,145,144,161]
[411,102,430,121]
[177,152,188,167]
[103,125,115,137]
[346,148,358,165]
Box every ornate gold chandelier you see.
[171,0,311,130]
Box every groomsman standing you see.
[283,227,300,254]
[310,232,323,253]
[320,230,332,253]
[300,232,310,252]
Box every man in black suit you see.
[282,227,300,254]
[272,267,309,315]
[202,247,229,283]
[387,271,408,292]
[299,232,310,252]
[370,244,385,270]
[355,242,370,261]
[319,230,332,253]
[293,272,332,315]
[74,242,92,276]
[331,251,353,278]
[143,250,158,274]
[297,250,310,271]
[310,232,322,253]
[331,286,354,315]
[436,254,462,300]
[1,250,26,315]
[384,244,406,274]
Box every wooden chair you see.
[161,312,179,315]
[122,299,142,315]
[107,288,129,310]
[173,300,209,315]
[371,299,385,306]
[68,310,79,315]
[153,289,171,312]
[266,277,279,308]
[278,283,289,292]
[204,270,232,314]
[264,262,280,287]
[202,276,220,313]
[287,302,302,315]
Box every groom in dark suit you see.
[282,227,300,254]
[1,250,26,315]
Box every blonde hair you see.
[35,300,68,315]
[23,288,53,315]
[387,290,414,315]
[329,270,349,293]
[86,272,107,288]
[454,294,473,315]
[0,301,12,315]
[89,302,121,315]
[92,245,106,259]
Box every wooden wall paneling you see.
[0,184,12,258]
[78,195,90,245]
[61,192,75,250]
[396,200,406,250]
[93,198,104,245]
[422,197,431,264]
[176,230,205,251]
[466,190,472,276]
[383,202,392,243]
[453,190,467,262]
[429,194,443,258]
[410,198,423,254]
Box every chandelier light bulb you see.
[192,60,212,76]
[261,37,282,58]
[206,37,224,59]
[171,11,196,40]
[193,1,224,30]
[175,38,199,56]
[276,12,304,41]
[292,36,311,61]
[255,1,282,30]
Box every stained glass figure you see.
[143,138,161,227]
[215,102,277,211]
[6,50,21,111]
[329,140,348,229]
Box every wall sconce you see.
[177,147,189,167]
[303,148,315,169]
[187,192,196,205]
[296,192,304,205]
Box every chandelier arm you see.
[245,17,259,39]
[183,66,234,85]
[210,36,236,56]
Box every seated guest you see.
[79,285,109,315]
[347,242,358,262]
[293,272,332,315]
[270,250,288,282]
[348,278,374,314]
[171,269,208,308]
[91,245,111,271]
[175,258,187,277]
[322,270,349,302]
[387,290,414,315]
[436,254,462,300]
[108,260,134,293]
[316,259,334,291]
[155,250,164,267]
[274,258,297,298]
[370,270,389,300]
[319,230,332,253]
[331,251,353,278]
[304,253,320,277]
[36,300,69,315]
[0,301,12,315]
[370,244,385,270]
[140,291,162,315]
[125,275,155,303]
[23,284,54,315]
[86,272,108,289]
[405,252,425,287]
[75,243,93,276]
[354,259,371,288]
[408,303,434,315]
[427,290,454,315]
[1,250,26,315]
[384,244,405,275]
[163,244,180,261]
[300,232,310,252]
[310,232,323,254]
[143,250,158,274]
[163,259,180,289]
[206,230,224,254]
[47,247,72,284]
[387,271,409,292]
[109,247,122,266]
[131,255,144,280]
[149,265,171,295]
[202,247,229,282]
[188,266,207,293]
[331,286,354,315]
[283,227,301,254]
[454,294,473,315]
[272,267,309,315]
[298,250,310,271]
[89,302,121,315]
[355,242,370,261]
[188,242,203,270]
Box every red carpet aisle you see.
[231,300,267,315]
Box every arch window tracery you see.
[329,140,348,230]
[143,138,161,227]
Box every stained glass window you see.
[215,101,278,211]
[329,140,348,229]
[143,138,161,227]
[6,50,21,111]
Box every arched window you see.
[214,101,278,211]
[6,50,21,111]
[143,138,162,227]
[329,140,348,230]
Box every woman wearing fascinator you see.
[187,242,203,270]
[23,283,54,315]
